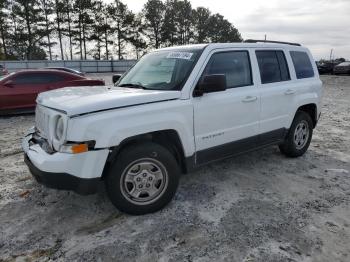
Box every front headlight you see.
[51,114,68,151]
[55,116,64,141]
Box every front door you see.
[192,50,260,165]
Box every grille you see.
[35,106,50,139]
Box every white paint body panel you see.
[192,48,260,151]
[23,43,323,180]
[22,133,109,179]
[37,85,181,116]
[257,47,322,133]
[67,100,195,156]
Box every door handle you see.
[242,96,257,103]
[285,89,295,95]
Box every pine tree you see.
[0,0,10,59]
[63,0,74,59]
[0,0,244,60]
[207,14,242,43]
[143,0,165,48]
[90,0,104,59]
[129,13,146,59]
[161,0,177,46]
[110,0,133,60]
[73,0,94,59]
[102,4,114,59]
[38,0,55,60]
[192,7,211,43]
[54,0,65,60]
[11,0,48,59]
[175,0,192,45]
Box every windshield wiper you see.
[118,83,147,89]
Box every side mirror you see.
[194,74,227,97]
[4,80,14,87]
[112,74,122,84]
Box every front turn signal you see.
[71,143,89,154]
[59,141,95,154]
[60,142,93,154]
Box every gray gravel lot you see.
[0,74,349,262]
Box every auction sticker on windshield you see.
[166,52,193,60]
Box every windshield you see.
[117,48,203,90]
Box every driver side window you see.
[203,51,253,89]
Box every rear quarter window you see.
[290,51,315,79]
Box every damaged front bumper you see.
[22,128,109,195]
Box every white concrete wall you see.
[0,60,136,73]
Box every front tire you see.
[105,142,180,215]
[279,111,313,157]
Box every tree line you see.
[0,0,242,60]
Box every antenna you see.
[329,49,333,61]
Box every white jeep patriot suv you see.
[23,40,323,215]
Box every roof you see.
[13,69,84,77]
[15,69,66,73]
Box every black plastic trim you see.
[189,128,288,167]
[24,154,100,195]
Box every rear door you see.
[255,49,295,144]
[193,49,260,164]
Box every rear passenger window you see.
[204,51,252,88]
[256,50,290,84]
[290,51,314,79]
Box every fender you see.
[286,77,322,128]
[66,99,196,157]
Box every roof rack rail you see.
[244,39,301,46]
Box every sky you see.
[106,0,350,60]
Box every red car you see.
[0,69,105,113]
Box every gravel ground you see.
[0,75,349,262]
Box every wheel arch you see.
[296,103,318,128]
[103,129,189,178]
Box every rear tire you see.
[279,111,313,157]
[105,142,180,215]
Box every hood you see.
[37,85,181,116]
